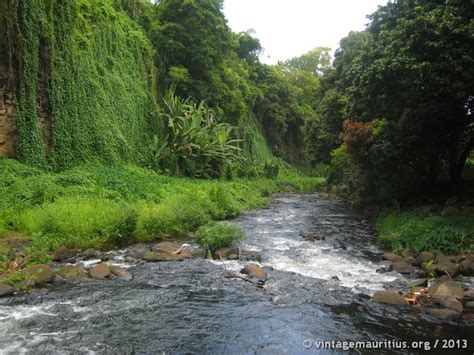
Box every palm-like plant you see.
[154,88,241,178]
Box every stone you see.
[214,246,240,259]
[58,265,90,281]
[89,263,110,279]
[426,308,461,320]
[240,250,262,263]
[466,301,474,309]
[409,279,428,288]
[143,252,186,262]
[428,276,464,300]
[23,264,55,285]
[299,229,325,241]
[0,283,16,297]
[111,266,132,281]
[436,297,463,313]
[414,251,434,266]
[153,242,179,254]
[240,264,267,281]
[464,289,474,299]
[390,261,414,274]
[383,253,404,262]
[459,255,474,276]
[372,291,408,305]
[433,261,459,277]
[53,246,77,262]
[82,249,101,259]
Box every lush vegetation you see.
[0,157,324,267]
[195,221,245,257]
[304,0,473,204]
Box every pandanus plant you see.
[153,88,241,178]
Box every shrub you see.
[195,221,245,257]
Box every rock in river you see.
[299,229,325,241]
[0,283,16,297]
[89,263,111,279]
[240,264,267,281]
[111,266,133,281]
[23,264,55,285]
[383,253,404,263]
[428,276,464,300]
[372,290,408,305]
[389,261,414,274]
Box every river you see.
[0,193,472,354]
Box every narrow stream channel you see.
[0,193,472,354]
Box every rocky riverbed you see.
[0,193,473,354]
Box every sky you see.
[223,0,388,64]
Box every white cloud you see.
[223,0,387,63]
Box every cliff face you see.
[0,1,157,169]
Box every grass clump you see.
[195,221,245,257]
[376,207,474,254]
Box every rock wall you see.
[0,65,17,158]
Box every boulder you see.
[240,264,267,281]
[372,291,408,305]
[0,283,16,297]
[409,279,428,288]
[23,264,55,285]
[464,289,474,300]
[81,249,101,260]
[111,266,132,281]
[53,246,77,262]
[299,229,325,241]
[426,308,461,320]
[383,253,404,263]
[433,261,459,277]
[414,251,434,266]
[89,263,110,279]
[143,252,186,262]
[459,255,474,276]
[390,261,414,274]
[214,247,240,260]
[428,276,464,300]
[240,250,262,263]
[58,265,90,282]
[436,297,463,313]
[153,242,179,254]
[466,301,474,309]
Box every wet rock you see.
[413,251,434,266]
[143,252,187,262]
[126,245,150,260]
[153,242,179,254]
[53,246,77,262]
[383,253,404,263]
[459,254,474,276]
[426,308,461,320]
[466,301,474,309]
[81,249,101,260]
[23,264,55,285]
[215,247,240,260]
[409,279,428,288]
[89,263,111,279]
[433,261,459,277]
[58,265,90,282]
[299,229,325,241]
[436,297,463,313]
[464,289,474,299]
[428,276,464,300]
[240,250,262,263]
[0,283,16,297]
[189,246,207,259]
[111,266,132,281]
[240,264,267,281]
[372,291,408,305]
[390,261,414,274]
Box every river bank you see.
[0,158,324,288]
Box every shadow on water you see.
[0,193,472,354]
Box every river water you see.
[0,193,472,354]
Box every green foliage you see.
[5,0,157,169]
[195,221,245,257]
[376,208,474,254]
[147,89,242,178]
